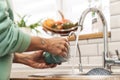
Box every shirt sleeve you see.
[0,0,31,57]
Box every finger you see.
[63,37,69,42]
[61,46,69,56]
[59,41,69,51]
[63,37,70,45]
[60,39,70,51]
[63,47,68,53]
[34,50,44,57]
[60,51,68,58]
[35,50,44,54]
[38,63,50,69]
[32,63,48,69]
[64,42,70,51]
[48,64,57,68]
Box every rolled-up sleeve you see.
[0,0,31,57]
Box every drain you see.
[87,68,111,75]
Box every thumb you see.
[34,50,44,56]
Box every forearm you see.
[13,53,25,63]
[13,53,31,66]
[26,36,69,57]
[26,36,48,52]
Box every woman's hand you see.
[46,37,70,57]
[27,36,70,58]
[13,51,57,69]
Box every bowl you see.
[43,25,78,36]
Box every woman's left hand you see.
[13,50,57,69]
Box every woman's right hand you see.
[26,36,70,58]
[46,37,69,57]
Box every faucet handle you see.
[115,49,120,60]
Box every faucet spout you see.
[69,31,83,72]
[78,8,109,68]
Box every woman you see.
[0,0,69,79]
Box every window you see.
[13,0,110,36]
[57,0,110,34]
[13,0,58,24]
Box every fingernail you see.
[64,53,68,58]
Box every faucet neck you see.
[78,8,109,68]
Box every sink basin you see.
[29,72,86,77]
[29,68,113,77]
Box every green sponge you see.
[43,52,68,64]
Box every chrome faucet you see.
[72,8,120,72]
[78,7,109,69]
[69,31,83,72]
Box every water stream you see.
[72,26,82,74]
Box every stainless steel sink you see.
[29,73,86,77]
[29,68,115,77]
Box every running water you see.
[71,26,82,74]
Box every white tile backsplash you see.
[70,41,76,46]
[79,44,98,56]
[88,38,103,44]
[110,1,120,15]
[78,40,88,45]
[88,56,103,65]
[111,28,120,41]
[69,45,76,57]
[69,57,88,65]
[81,57,89,64]
[98,42,120,57]
[109,42,120,55]
[111,15,120,28]
[110,0,120,3]
[98,43,104,56]
[70,40,88,46]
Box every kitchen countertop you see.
[10,71,120,80]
